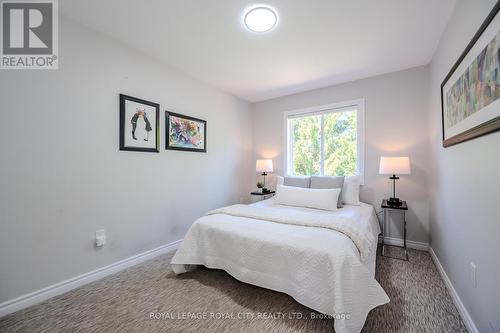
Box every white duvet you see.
[171,199,390,333]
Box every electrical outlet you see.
[95,229,106,247]
[470,262,477,288]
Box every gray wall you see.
[252,66,431,243]
[428,0,500,332]
[0,18,253,303]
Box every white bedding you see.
[171,199,389,333]
[207,202,374,260]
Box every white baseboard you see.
[379,236,429,251]
[429,248,478,333]
[0,239,182,318]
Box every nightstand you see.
[381,199,408,261]
[250,191,275,202]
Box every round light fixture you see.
[243,6,278,33]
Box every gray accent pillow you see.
[310,176,345,208]
[284,176,311,188]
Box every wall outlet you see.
[470,262,477,288]
[95,229,106,247]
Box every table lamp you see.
[379,156,410,206]
[256,159,273,193]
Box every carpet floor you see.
[0,247,466,332]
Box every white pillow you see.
[274,185,340,211]
[276,176,284,186]
[342,176,361,205]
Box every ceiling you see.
[61,0,456,102]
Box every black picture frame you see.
[441,2,500,147]
[165,111,207,153]
[119,94,160,153]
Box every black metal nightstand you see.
[381,199,408,261]
[250,191,275,202]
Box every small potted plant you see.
[257,182,268,193]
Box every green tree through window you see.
[290,115,321,176]
[289,110,357,176]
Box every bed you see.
[171,197,390,333]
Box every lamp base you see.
[387,197,402,206]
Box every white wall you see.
[428,1,500,332]
[0,17,253,303]
[252,66,430,243]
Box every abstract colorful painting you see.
[441,3,500,147]
[445,31,500,129]
[166,112,206,152]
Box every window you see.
[285,99,365,181]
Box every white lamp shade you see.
[379,156,411,175]
[256,159,273,173]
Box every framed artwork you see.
[119,94,159,152]
[166,111,207,152]
[441,2,500,147]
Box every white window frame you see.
[283,98,365,184]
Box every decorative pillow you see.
[274,185,340,211]
[342,175,361,205]
[284,176,311,188]
[276,176,284,186]
[310,176,345,208]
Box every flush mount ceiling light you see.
[243,6,278,33]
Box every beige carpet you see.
[0,247,466,332]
